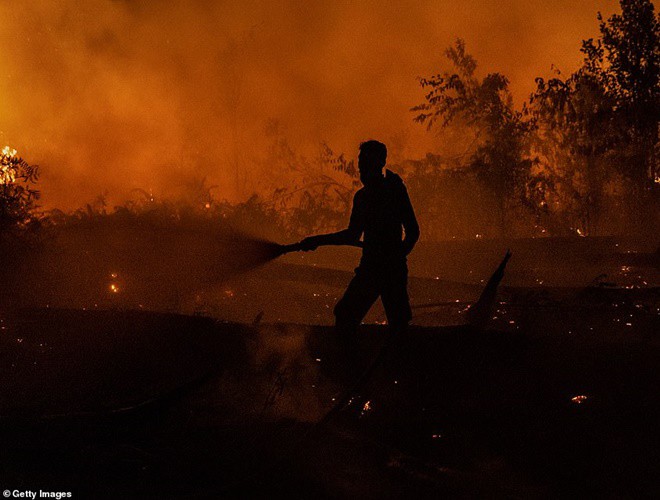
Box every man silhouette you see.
[297,140,419,337]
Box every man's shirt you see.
[348,169,417,268]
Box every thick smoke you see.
[0,0,619,209]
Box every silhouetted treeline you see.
[266,0,659,239]
[1,0,657,242]
[531,0,659,236]
[412,0,658,238]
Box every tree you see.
[531,70,618,235]
[584,0,659,198]
[255,123,358,237]
[0,146,40,232]
[412,39,536,235]
[531,0,659,234]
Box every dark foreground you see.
[0,305,658,498]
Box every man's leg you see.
[380,264,415,404]
[332,269,381,383]
[380,263,412,334]
[333,268,380,341]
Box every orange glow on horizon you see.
[0,0,620,210]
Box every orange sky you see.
[0,0,621,209]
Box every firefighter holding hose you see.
[293,140,420,338]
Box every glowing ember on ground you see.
[110,284,119,293]
[359,400,373,418]
[571,395,588,404]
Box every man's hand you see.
[294,229,361,251]
[298,236,320,251]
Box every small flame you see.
[359,400,373,418]
[571,395,588,404]
[1,145,18,184]
[0,167,15,185]
[110,284,119,293]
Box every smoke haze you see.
[0,0,619,209]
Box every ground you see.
[0,233,657,497]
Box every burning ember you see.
[571,395,589,404]
[109,272,121,294]
[359,400,373,418]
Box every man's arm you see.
[298,191,364,251]
[400,183,420,256]
[299,228,361,250]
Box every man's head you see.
[358,140,387,187]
